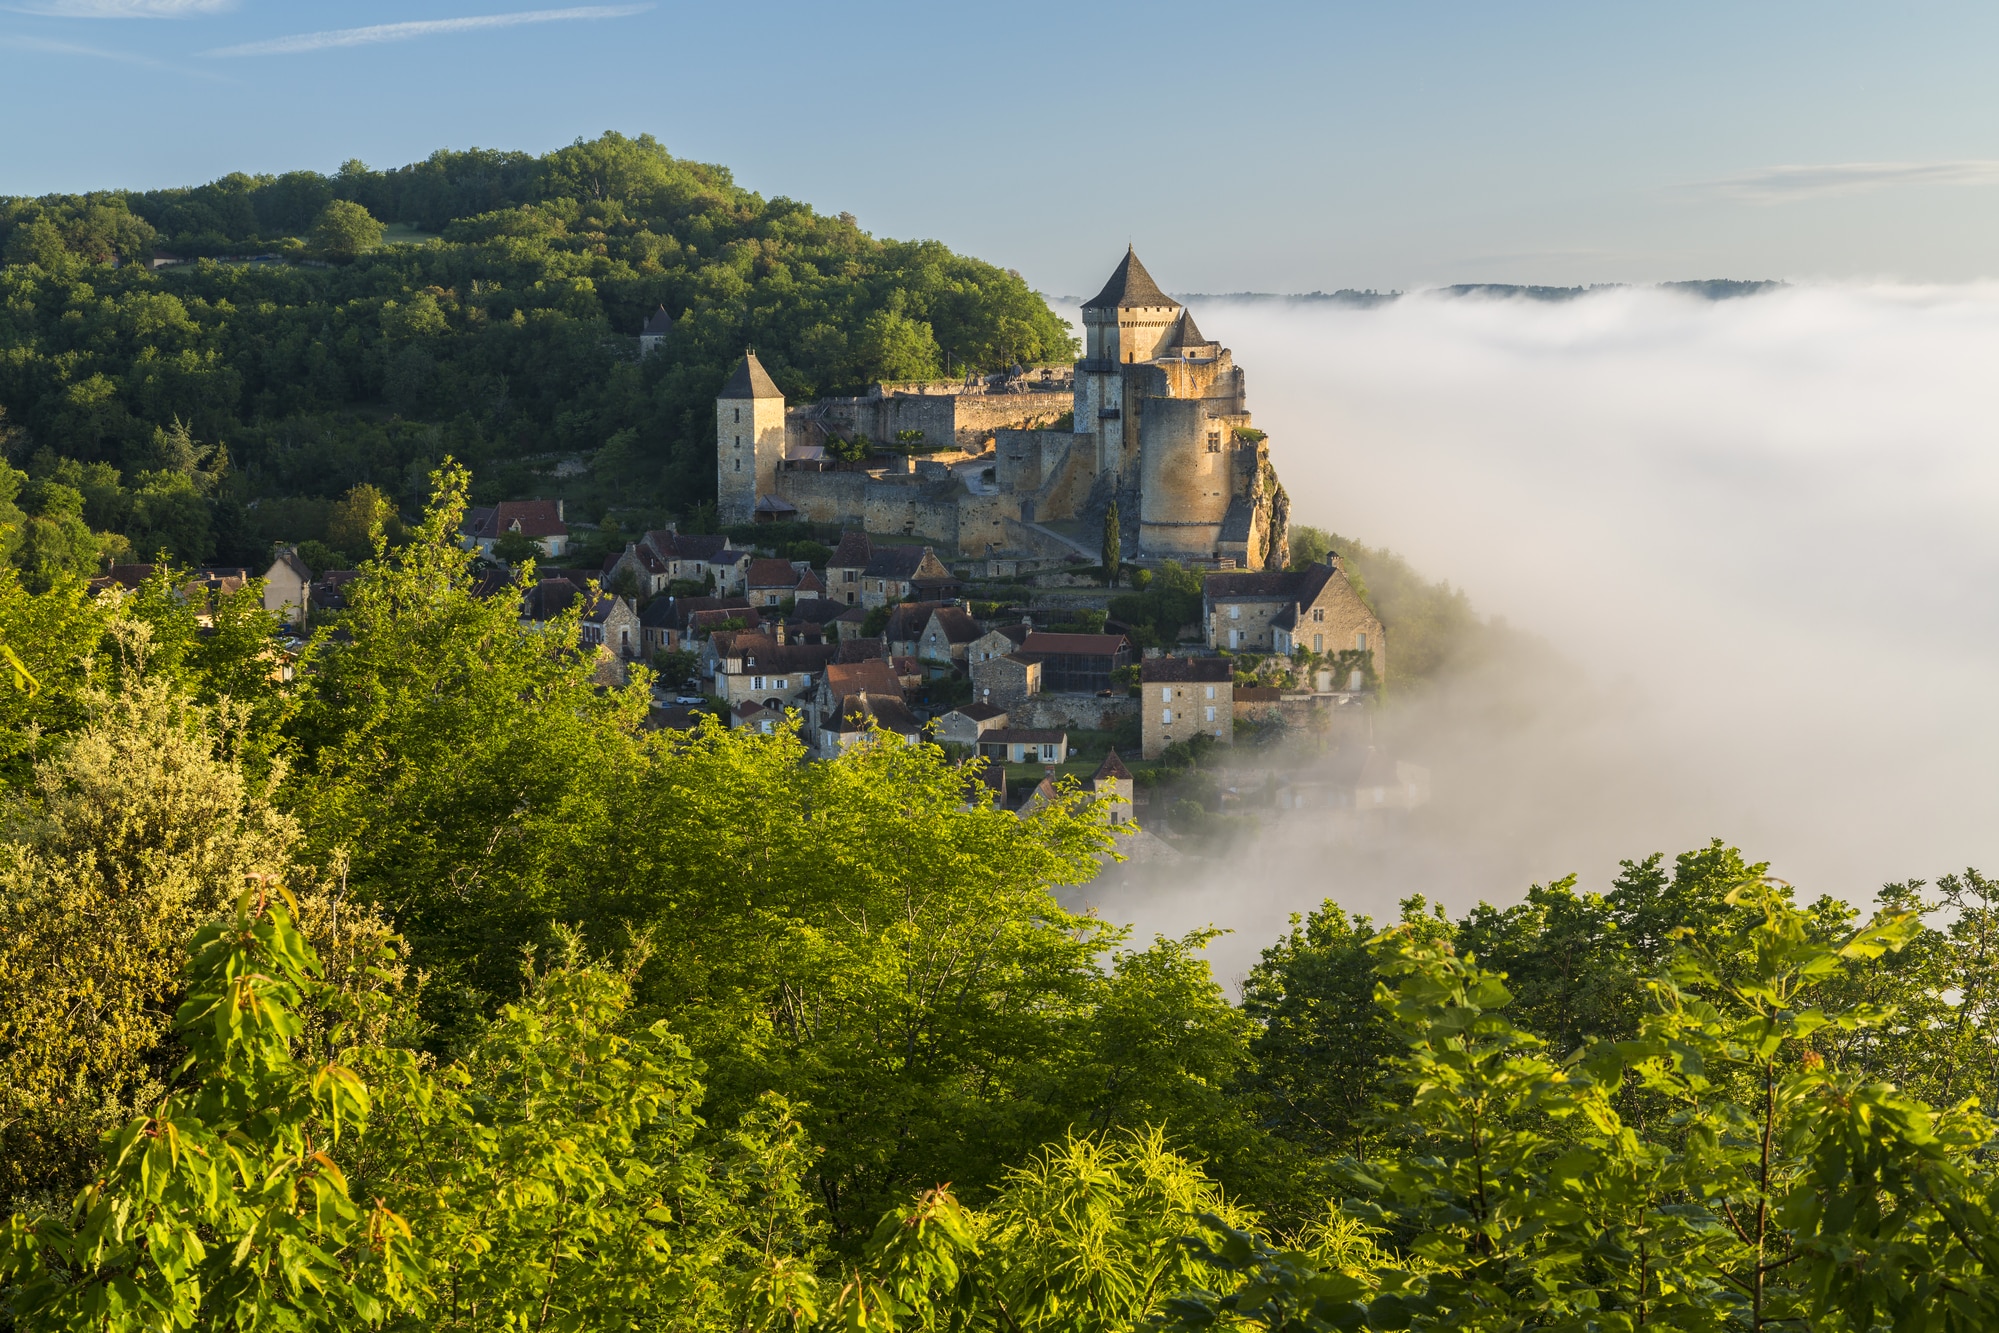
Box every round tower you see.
[716,350,785,526]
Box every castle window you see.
[1162,709,1173,724]
[1160,686,1171,702]
[734,407,740,423]
[734,459,740,472]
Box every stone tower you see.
[716,350,785,525]
[1077,247,1182,483]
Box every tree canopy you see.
[0,133,1078,568]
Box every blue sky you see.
[4,0,1999,293]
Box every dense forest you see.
[0,133,1076,573]
[3,466,1999,1331]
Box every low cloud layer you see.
[1079,284,1999,983]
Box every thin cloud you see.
[10,0,230,15]
[0,31,164,64]
[1696,160,1999,203]
[203,4,648,57]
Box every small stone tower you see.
[639,305,673,356]
[716,350,785,526]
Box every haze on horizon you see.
[6,2,1999,292]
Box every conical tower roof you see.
[1092,748,1133,782]
[1083,246,1180,311]
[1163,308,1207,348]
[719,349,784,400]
[641,304,674,335]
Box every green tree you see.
[308,198,384,261]
[324,481,396,561]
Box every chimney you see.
[556,499,565,521]
[775,620,787,646]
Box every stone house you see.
[814,659,904,731]
[860,545,950,608]
[262,547,313,626]
[1141,656,1234,759]
[639,305,674,356]
[710,633,836,715]
[970,652,1041,714]
[579,591,641,661]
[967,623,1032,666]
[934,703,1009,747]
[1091,750,1134,823]
[825,530,872,605]
[1204,560,1384,680]
[463,500,570,559]
[818,689,924,756]
[732,699,787,735]
[918,606,983,669]
[883,601,950,660]
[747,557,825,607]
[979,729,1069,764]
[607,530,744,598]
[706,548,753,597]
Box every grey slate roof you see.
[719,350,784,400]
[1082,246,1180,311]
[641,305,674,335]
[1141,655,1233,683]
[828,530,873,570]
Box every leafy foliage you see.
[0,133,1077,552]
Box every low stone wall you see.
[1011,692,1136,732]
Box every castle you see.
[709,248,1290,570]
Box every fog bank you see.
[1078,284,1999,984]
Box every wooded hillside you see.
[0,132,1076,568]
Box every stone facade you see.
[717,351,786,525]
[711,250,1289,569]
[1140,656,1234,759]
[1205,559,1385,681]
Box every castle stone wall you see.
[1138,397,1235,557]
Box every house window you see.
[1314,634,1323,653]
[1229,605,1241,620]
[1160,686,1172,702]
[1162,709,1173,724]
[775,678,787,689]
[1041,743,1056,761]
[1204,706,1215,722]
[1312,607,1324,622]
[1356,632,1368,651]
[752,675,765,690]
[1204,685,1215,699]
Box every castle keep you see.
[712,248,1289,570]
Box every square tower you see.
[716,350,786,526]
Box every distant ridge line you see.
[1153,279,1785,305]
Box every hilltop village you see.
[118,252,1425,842]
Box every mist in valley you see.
[1073,283,1999,986]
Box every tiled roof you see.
[1019,631,1130,657]
[1141,655,1233,683]
[825,659,902,699]
[1082,246,1179,312]
[1205,563,1335,604]
[748,557,804,588]
[491,500,567,540]
[828,530,872,569]
[949,702,1008,722]
[862,545,934,579]
[830,691,922,735]
[1234,686,1283,702]
[1092,749,1133,781]
[794,568,825,594]
[885,601,947,641]
[834,636,886,662]
[926,607,982,643]
[719,350,784,400]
